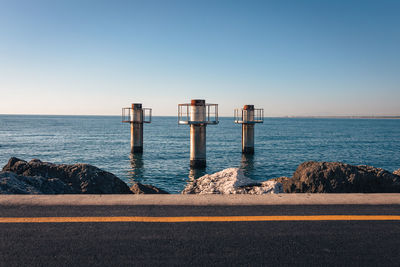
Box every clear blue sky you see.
[0,0,399,116]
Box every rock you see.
[0,171,75,194]
[281,161,400,193]
[130,183,169,194]
[182,168,283,194]
[271,176,291,184]
[234,180,283,194]
[2,157,132,194]
[394,169,400,176]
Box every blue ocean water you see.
[0,115,399,193]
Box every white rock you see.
[182,168,283,194]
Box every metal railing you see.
[178,103,219,125]
[122,108,152,123]
[234,108,264,124]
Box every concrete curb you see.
[1,194,400,206]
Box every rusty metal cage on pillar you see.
[122,104,152,123]
[122,103,152,153]
[234,105,264,124]
[178,101,218,125]
[178,99,219,168]
[234,105,264,154]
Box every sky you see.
[0,0,399,116]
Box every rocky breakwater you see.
[182,162,400,194]
[0,157,168,194]
[275,161,400,193]
[182,168,283,194]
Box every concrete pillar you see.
[242,105,255,154]
[189,99,206,168]
[130,103,143,153]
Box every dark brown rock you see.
[282,161,400,193]
[394,169,400,176]
[130,183,169,194]
[0,171,75,194]
[2,157,132,194]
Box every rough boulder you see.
[182,168,283,194]
[130,183,169,194]
[2,157,132,194]
[277,161,400,193]
[0,171,75,194]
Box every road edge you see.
[1,194,400,206]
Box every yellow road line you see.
[0,215,400,223]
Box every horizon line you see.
[1,113,400,119]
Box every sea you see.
[0,115,399,193]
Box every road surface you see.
[1,203,400,266]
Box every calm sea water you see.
[0,115,399,193]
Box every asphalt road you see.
[1,205,400,267]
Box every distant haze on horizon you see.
[0,0,399,117]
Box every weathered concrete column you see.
[242,105,255,154]
[130,103,144,153]
[234,104,263,154]
[122,103,151,154]
[178,99,218,169]
[190,100,207,168]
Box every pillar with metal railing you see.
[178,99,218,168]
[234,105,264,154]
[122,103,152,153]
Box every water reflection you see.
[128,153,144,184]
[240,153,254,177]
[188,168,206,181]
